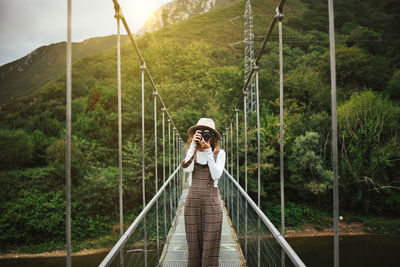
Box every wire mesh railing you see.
[99,166,183,267]
[219,170,306,267]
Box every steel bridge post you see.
[328,0,340,266]
[180,139,182,195]
[168,120,171,176]
[230,121,233,176]
[225,133,228,202]
[172,128,176,211]
[243,90,248,261]
[181,140,183,192]
[226,128,229,174]
[181,140,183,191]
[176,139,181,198]
[178,139,180,196]
[275,6,286,267]
[140,63,148,267]
[168,120,173,225]
[153,92,160,258]
[224,130,227,213]
[177,138,179,197]
[66,0,72,266]
[229,122,233,222]
[254,64,261,267]
[229,129,233,216]
[177,134,179,198]
[235,108,239,235]
[222,133,226,204]
[225,133,228,205]
[178,139,180,191]
[162,109,167,239]
[114,5,125,265]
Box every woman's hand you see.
[193,130,211,150]
[200,138,211,150]
[193,130,202,143]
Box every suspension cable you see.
[235,108,239,235]
[328,0,340,266]
[153,91,160,256]
[66,0,72,266]
[162,108,167,238]
[243,89,248,261]
[230,120,233,175]
[275,5,286,267]
[114,5,125,265]
[140,62,148,267]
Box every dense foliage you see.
[0,0,399,251]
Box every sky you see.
[0,0,172,66]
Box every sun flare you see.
[137,2,157,21]
[127,1,161,25]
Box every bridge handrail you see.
[223,169,306,267]
[99,166,181,267]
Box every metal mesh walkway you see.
[160,188,246,267]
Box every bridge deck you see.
[160,188,246,267]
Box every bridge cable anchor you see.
[275,7,284,21]
[113,2,122,20]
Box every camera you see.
[200,129,214,142]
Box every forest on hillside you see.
[0,0,399,252]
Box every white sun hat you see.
[187,118,222,140]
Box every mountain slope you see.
[0,0,244,105]
[0,35,129,104]
[136,0,240,37]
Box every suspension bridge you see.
[64,0,340,266]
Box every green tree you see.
[284,66,330,112]
[387,69,400,99]
[30,129,53,166]
[287,131,332,205]
[338,91,400,214]
[46,135,97,178]
[348,26,381,54]
[319,46,389,96]
[0,129,33,169]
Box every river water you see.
[1,234,399,266]
[287,234,400,267]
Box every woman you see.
[180,118,226,267]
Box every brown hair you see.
[186,130,220,154]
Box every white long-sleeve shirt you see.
[182,141,226,188]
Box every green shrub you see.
[0,166,63,202]
[0,189,65,248]
[265,202,326,229]
[73,167,119,217]
[30,129,54,166]
[46,135,97,178]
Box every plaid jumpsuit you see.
[184,152,223,267]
